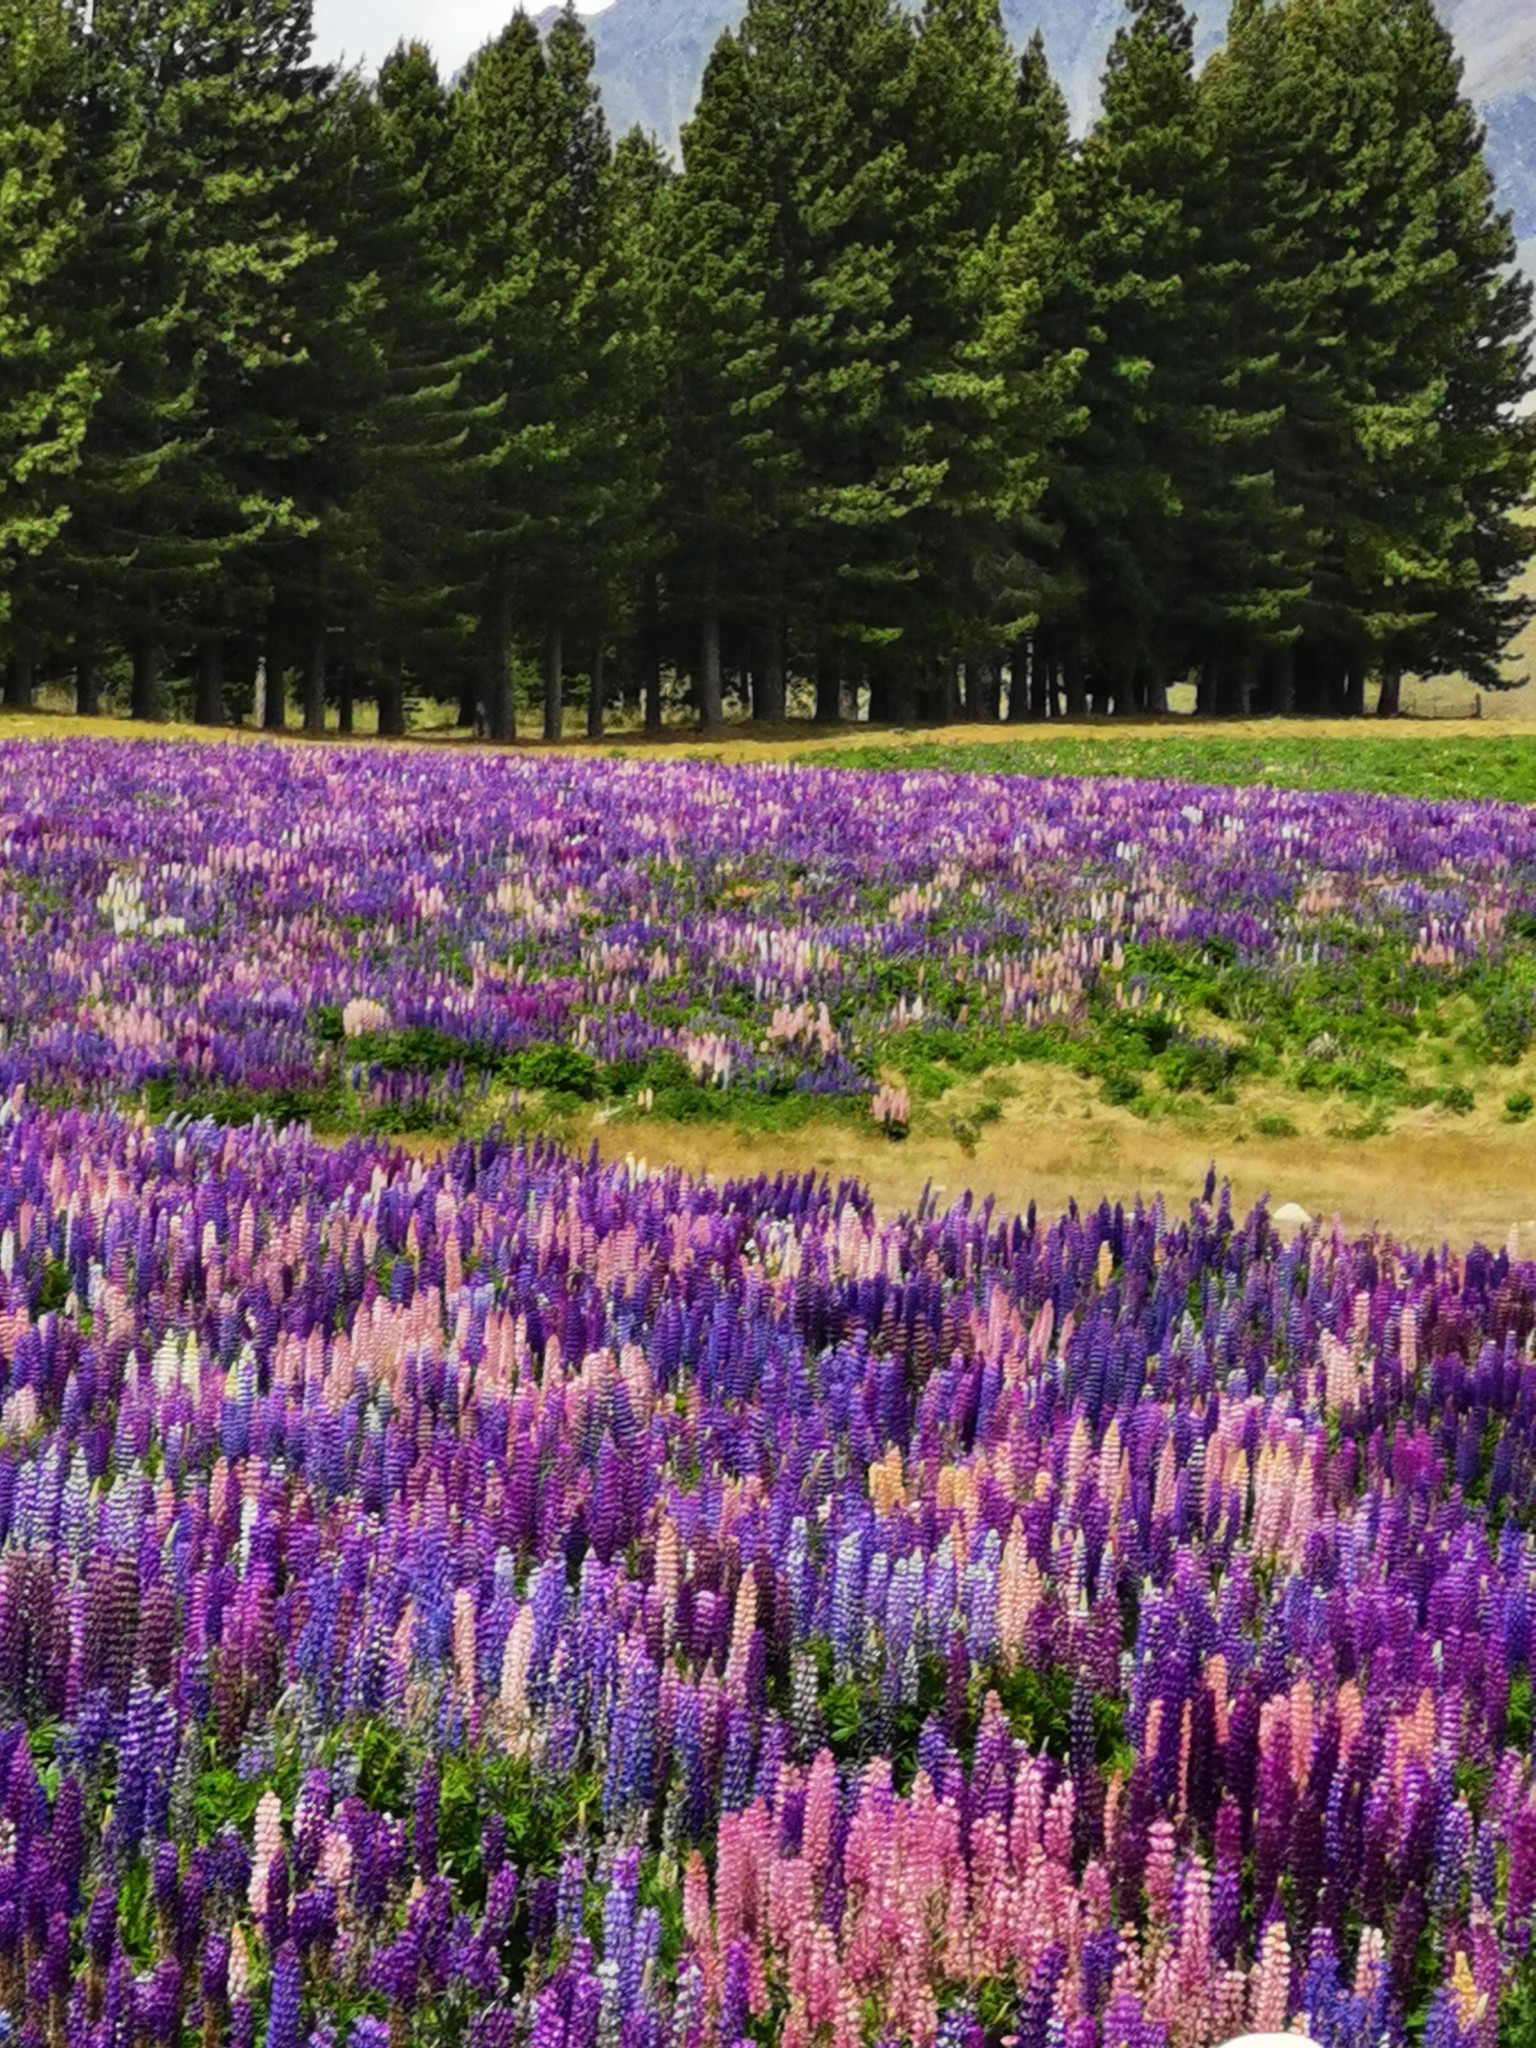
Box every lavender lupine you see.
[0,1103,1530,2036]
[0,739,1532,1122]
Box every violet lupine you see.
[0,1107,1532,2036]
[0,739,1533,1123]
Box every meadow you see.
[4,730,1536,2047]
[6,736,1536,1157]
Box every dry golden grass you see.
[4,703,1536,761]
[585,1060,1536,1252]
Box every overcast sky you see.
[312,0,610,79]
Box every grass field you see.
[792,729,1536,802]
[5,721,1536,1247]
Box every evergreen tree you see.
[1049,0,1211,711]
[539,6,621,739]
[664,28,794,731]
[351,43,496,737]
[899,0,1034,710]
[51,0,334,719]
[588,127,673,733]
[0,0,1527,733]
[672,0,945,726]
[1363,0,1533,692]
[0,0,95,704]
[453,8,614,741]
[901,4,1085,720]
[1207,0,1533,710]
[769,0,936,716]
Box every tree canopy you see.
[0,0,1529,729]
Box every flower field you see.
[5,736,1536,2047]
[3,739,1536,1133]
[0,1099,1528,2047]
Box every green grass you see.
[805,733,1536,804]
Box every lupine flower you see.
[0,1098,1527,2039]
[0,738,1531,1118]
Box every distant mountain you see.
[1484,93,1536,246]
[561,0,1536,247]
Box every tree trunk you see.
[457,661,478,731]
[337,650,355,736]
[1214,654,1245,717]
[1115,664,1139,718]
[1005,643,1028,722]
[485,582,513,743]
[1269,645,1295,717]
[1376,666,1402,719]
[757,618,787,724]
[133,630,161,723]
[641,573,662,734]
[867,668,893,724]
[543,620,563,742]
[262,613,285,731]
[984,660,1003,722]
[587,643,605,739]
[1029,635,1053,721]
[962,659,981,722]
[196,639,224,726]
[933,661,956,725]
[1292,639,1324,716]
[76,649,99,718]
[1343,663,1365,718]
[377,656,406,738]
[699,604,723,733]
[3,656,33,710]
[815,658,841,726]
[1063,640,1087,719]
[302,627,327,736]
[1196,660,1218,719]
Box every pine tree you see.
[453,9,615,742]
[52,0,334,719]
[663,28,793,731]
[1364,0,1533,692]
[540,6,620,739]
[1001,32,1082,722]
[900,3,1084,719]
[771,0,937,715]
[587,127,673,734]
[1048,0,1210,712]
[0,0,96,703]
[673,0,949,727]
[1207,0,1531,710]
[247,69,389,737]
[351,44,496,737]
[899,0,1031,708]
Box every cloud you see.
[312,0,610,78]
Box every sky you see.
[312,0,611,78]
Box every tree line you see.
[1,0,1533,735]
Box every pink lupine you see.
[1144,1822,1177,1929]
[1248,1918,1292,2034]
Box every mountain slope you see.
[569,0,1536,244]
